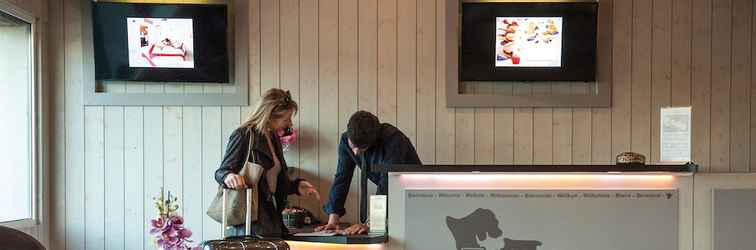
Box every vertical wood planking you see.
[532,84,553,165]
[247,0,262,108]
[201,107,222,240]
[513,83,533,165]
[572,82,592,164]
[494,83,514,164]
[182,107,203,242]
[143,107,163,247]
[552,82,572,164]
[280,0,301,172]
[435,0,455,165]
[104,105,125,250]
[473,82,495,164]
[64,0,86,248]
[317,0,339,221]
[299,0,320,216]
[730,0,752,172]
[611,0,633,163]
[358,0,378,114]
[84,107,105,250]
[418,0,437,164]
[630,0,652,159]
[710,0,732,172]
[651,0,672,163]
[671,0,692,107]
[590,0,613,165]
[338,0,360,224]
[396,0,417,145]
[124,106,144,250]
[493,82,515,164]
[261,0,280,92]
[163,106,183,212]
[752,0,756,172]
[691,0,712,172]
[377,0,398,125]
[49,0,66,248]
[455,100,475,164]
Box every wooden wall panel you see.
[730,0,752,172]
[651,0,672,163]
[84,107,105,250]
[710,0,733,172]
[104,106,125,250]
[691,0,712,172]
[611,0,633,164]
[396,0,417,146]
[494,83,514,164]
[418,0,437,164]
[436,0,455,165]
[378,0,398,125]
[631,0,653,159]
[298,0,321,217]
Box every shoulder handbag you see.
[206,128,265,227]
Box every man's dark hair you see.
[347,111,380,149]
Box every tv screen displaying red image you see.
[127,17,195,68]
[92,3,229,83]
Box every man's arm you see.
[323,135,357,223]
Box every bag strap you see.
[245,127,256,164]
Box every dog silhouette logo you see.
[447,208,543,250]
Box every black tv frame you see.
[92,2,229,83]
[460,2,598,82]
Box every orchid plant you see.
[150,189,198,250]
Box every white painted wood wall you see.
[43,0,756,249]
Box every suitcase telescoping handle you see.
[221,187,253,238]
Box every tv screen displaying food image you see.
[495,17,562,67]
[460,2,597,82]
[127,18,195,68]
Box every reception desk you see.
[377,164,696,250]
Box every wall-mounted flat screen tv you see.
[92,3,229,83]
[460,2,598,82]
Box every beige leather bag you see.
[206,129,264,226]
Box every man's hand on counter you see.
[313,213,369,235]
[314,222,341,232]
[314,213,342,232]
[342,224,369,235]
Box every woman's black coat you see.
[214,127,304,237]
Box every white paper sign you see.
[660,107,691,162]
[369,195,387,233]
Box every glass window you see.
[0,10,35,223]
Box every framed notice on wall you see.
[660,107,692,162]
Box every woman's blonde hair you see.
[241,88,298,132]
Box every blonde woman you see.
[214,88,320,237]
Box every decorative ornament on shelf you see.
[277,127,298,152]
[616,152,646,166]
[150,188,198,250]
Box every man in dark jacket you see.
[315,111,422,235]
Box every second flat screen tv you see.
[460,2,598,82]
[92,3,229,83]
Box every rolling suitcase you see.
[200,188,290,250]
